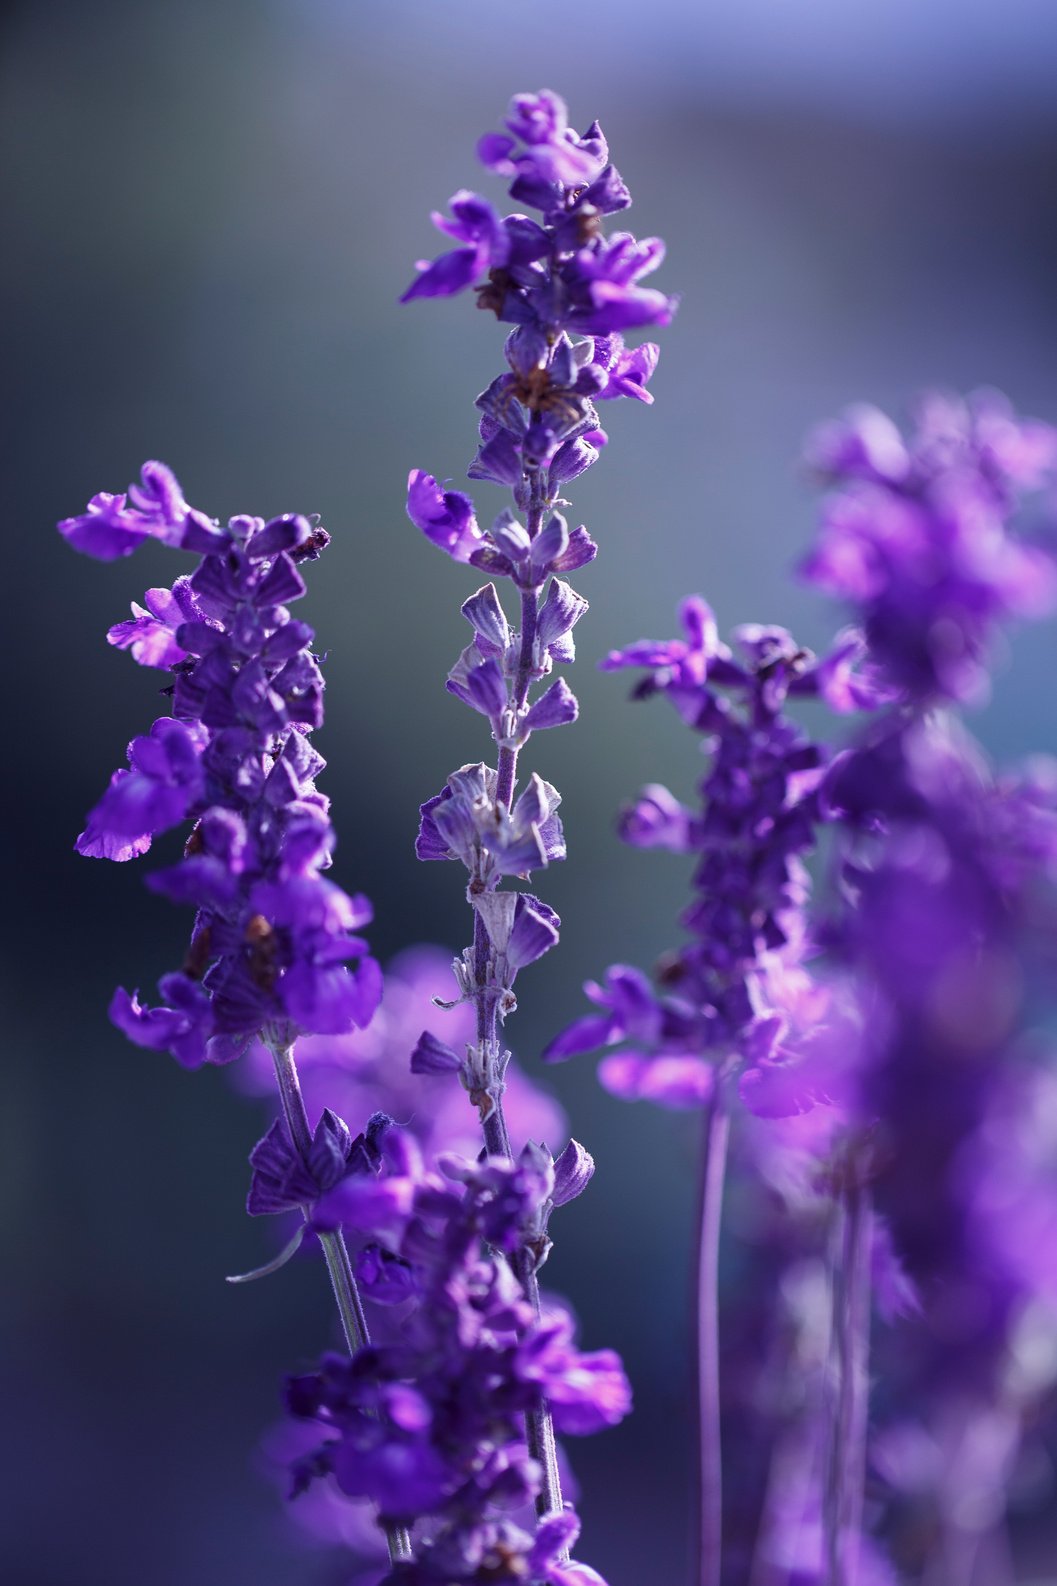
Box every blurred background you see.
[5,1,1057,1582]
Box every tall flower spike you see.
[287,1127,628,1586]
[795,400,1057,1582]
[62,466,412,1567]
[398,90,671,1580]
[71,479,379,1062]
[545,596,883,1586]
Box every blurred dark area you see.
[4,1,1057,1582]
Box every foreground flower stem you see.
[267,1034,414,1566]
[495,516,544,808]
[825,1179,872,1586]
[467,480,568,1533]
[479,1072,566,1531]
[696,1073,731,1586]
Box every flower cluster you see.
[403,89,673,528]
[65,74,1057,1586]
[401,92,670,1141]
[537,387,1057,1583]
[67,461,380,1066]
[404,86,672,563]
[389,91,667,1582]
[720,394,1057,1580]
[285,1121,625,1586]
[803,390,1057,704]
[544,598,875,1111]
[796,392,1057,1573]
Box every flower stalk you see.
[696,1071,732,1586]
[268,1032,414,1567]
[824,1178,872,1586]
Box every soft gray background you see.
[5,1,1057,1582]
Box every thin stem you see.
[481,1086,513,1159]
[696,1074,731,1586]
[824,1179,872,1586]
[467,476,566,1534]
[476,1018,566,1529]
[515,1246,567,1524]
[496,584,541,808]
[267,1035,413,1565]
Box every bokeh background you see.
[5,1,1057,1582]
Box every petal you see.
[400,245,481,302]
[599,1052,714,1109]
[410,1030,463,1075]
[542,1014,615,1062]
[551,1139,595,1207]
[524,678,579,732]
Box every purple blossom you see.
[110,973,216,1070]
[406,470,483,562]
[286,1126,627,1575]
[76,717,207,861]
[58,460,225,561]
[393,95,666,1584]
[64,464,378,1065]
[417,764,565,880]
[478,90,606,192]
[106,578,201,668]
[400,192,510,304]
[404,89,672,536]
[547,605,866,1111]
[802,392,1057,704]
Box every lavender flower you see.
[541,390,1057,1582]
[545,600,869,1113]
[68,463,379,1063]
[777,393,1057,1583]
[540,593,880,1586]
[286,1121,625,1585]
[404,89,672,564]
[802,391,1057,704]
[401,86,670,1218]
[396,90,670,1580]
[63,465,414,1567]
[59,458,226,561]
[810,723,1057,1580]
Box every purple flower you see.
[406,470,485,562]
[110,974,216,1070]
[58,460,224,561]
[405,90,671,523]
[589,334,660,403]
[286,1129,627,1561]
[516,1313,632,1433]
[65,470,379,1063]
[548,605,858,1112]
[802,392,1057,704]
[107,578,203,668]
[76,717,207,861]
[394,96,665,1583]
[400,191,510,303]
[564,234,677,336]
[478,90,606,194]
[417,764,565,880]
